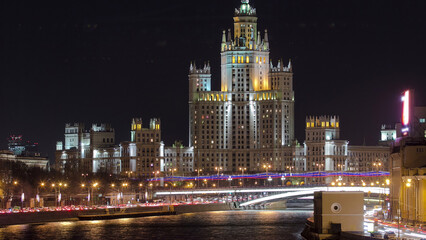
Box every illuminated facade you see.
[347,146,390,172]
[130,118,164,177]
[303,116,347,184]
[300,116,391,184]
[0,150,49,170]
[189,0,295,173]
[164,141,194,175]
[389,91,426,224]
[55,123,121,174]
[390,138,426,224]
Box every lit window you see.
[420,118,425,123]
[232,56,236,63]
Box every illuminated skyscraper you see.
[189,0,295,173]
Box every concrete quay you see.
[0,203,236,226]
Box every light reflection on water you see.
[0,210,312,240]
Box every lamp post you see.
[239,167,246,187]
[337,164,344,184]
[195,169,203,188]
[373,161,382,172]
[56,183,67,206]
[51,183,58,207]
[373,161,382,186]
[169,168,177,179]
[286,165,294,176]
[215,167,222,188]
[121,183,128,205]
[13,181,24,209]
[316,163,324,185]
[138,183,143,203]
[37,182,45,207]
[263,164,271,186]
[286,166,294,186]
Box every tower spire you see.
[221,30,227,52]
[257,31,261,46]
[189,61,193,73]
[264,29,269,50]
[288,59,292,72]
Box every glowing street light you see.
[286,165,294,176]
[281,176,286,186]
[263,164,271,174]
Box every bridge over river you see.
[154,186,389,208]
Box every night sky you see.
[1,0,426,162]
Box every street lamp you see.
[373,162,382,172]
[36,182,45,207]
[90,182,99,206]
[286,165,294,176]
[215,167,223,187]
[195,169,203,188]
[239,167,246,187]
[281,176,286,186]
[263,165,271,186]
[263,164,271,174]
[337,164,344,184]
[316,163,324,184]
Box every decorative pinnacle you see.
[242,0,249,3]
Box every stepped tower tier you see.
[189,0,295,173]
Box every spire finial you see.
[288,58,292,72]
[242,0,249,3]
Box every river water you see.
[0,210,312,240]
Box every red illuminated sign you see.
[402,90,410,126]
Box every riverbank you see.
[0,203,236,226]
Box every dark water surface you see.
[0,210,312,240]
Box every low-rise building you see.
[164,141,194,175]
[0,150,49,170]
[55,123,121,174]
